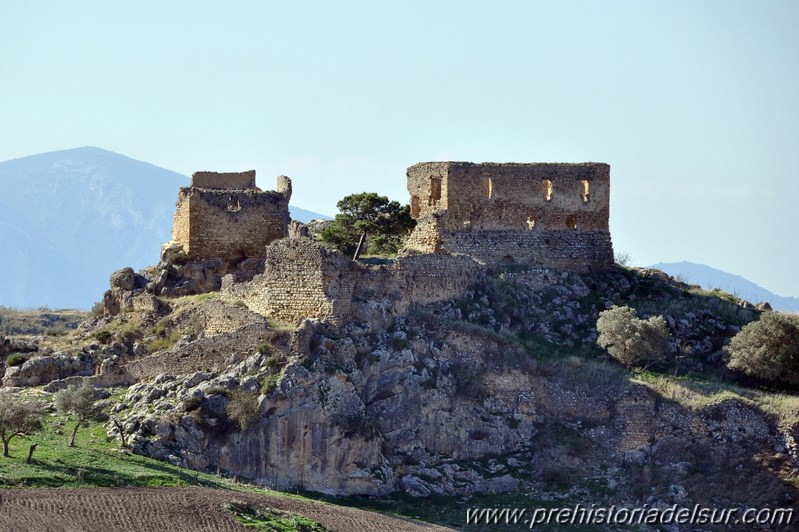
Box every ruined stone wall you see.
[126,323,271,381]
[391,253,484,307]
[169,174,291,262]
[224,239,359,325]
[224,238,484,326]
[405,162,614,271]
[191,170,256,190]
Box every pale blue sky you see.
[1,1,797,297]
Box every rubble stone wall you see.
[191,170,256,190]
[126,324,271,380]
[223,239,484,325]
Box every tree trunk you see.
[27,444,37,464]
[2,439,8,457]
[353,231,368,261]
[69,421,80,447]
[113,419,127,448]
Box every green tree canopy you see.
[320,192,415,259]
[54,379,102,447]
[0,390,44,457]
[727,312,799,386]
[596,305,672,369]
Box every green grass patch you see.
[225,502,328,531]
[0,413,233,489]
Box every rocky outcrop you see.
[2,352,94,387]
[111,286,795,509]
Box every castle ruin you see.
[404,162,614,272]
[154,161,615,325]
[168,170,292,262]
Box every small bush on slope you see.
[597,305,671,369]
[727,312,799,386]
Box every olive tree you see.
[54,379,102,447]
[727,312,799,386]
[596,305,671,368]
[0,389,44,457]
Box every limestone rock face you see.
[109,269,797,510]
[2,352,94,387]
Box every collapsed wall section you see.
[404,162,614,271]
[223,239,484,325]
[224,239,358,325]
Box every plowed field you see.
[0,486,455,531]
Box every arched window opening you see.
[566,215,577,230]
[541,179,553,201]
[526,215,536,230]
[411,195,420,217]
[227,196,241,212]
[487,177,494,199]
[429,177,442,205]
[580,180,590,203]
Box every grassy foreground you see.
[1,410,243,490]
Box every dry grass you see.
[633,373,799,427]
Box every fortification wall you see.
[223,239,484,326]
[126,323,271,380]
[391,253,485,307]
[404,162,614,271]
[224,239,359,325]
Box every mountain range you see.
[0,147,328,309]
[651,261,799,312]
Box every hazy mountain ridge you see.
[651,261,799,312]
[0,147,328,309]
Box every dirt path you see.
[0,486,456,532]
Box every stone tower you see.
[403,162,614,271]
[168,170,292,262]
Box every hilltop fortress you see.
[106,161,615,326]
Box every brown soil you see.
[0,486,455,532]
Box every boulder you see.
[110,267,137,291]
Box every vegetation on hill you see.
[0,306,88,336]
[2,264,798,529]
[319,192,415,259]
[727,312,799,386]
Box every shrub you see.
[204,386,231,398]
[90,301,105,318]
[93,330,113,344]
[117,325,139,345]
[256,342,271,355]
[260,375,280,395]
[225,389,261,431]
[727,312,799,386]
[5,354,27,367]
[596,305,671,368]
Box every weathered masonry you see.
[403,162,614,272]
[169,171,292,262]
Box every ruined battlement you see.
[191,170,257,190]
[169,172,291,262]
[404,162,614,271]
